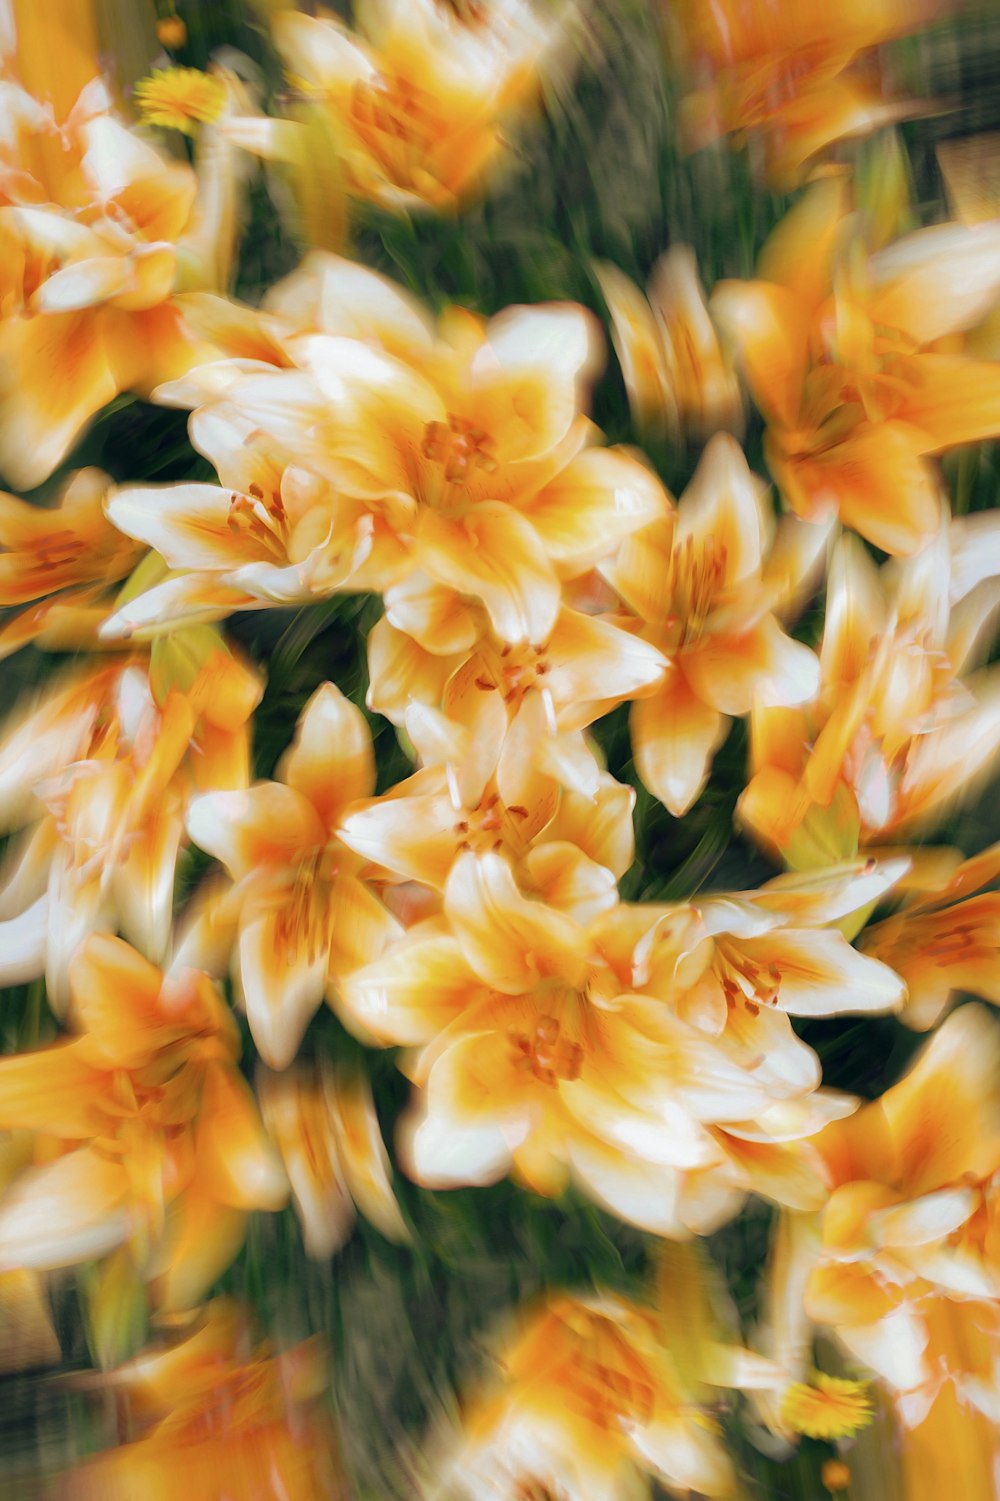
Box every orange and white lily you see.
[257,1058,409,1258]
[100,408,378,637]
[758,1005,1000,1440]
[599,431,825,814]
[184,682,402,1070]
[0,935,288,1311]
[667,0,939,186]
[250,0,568,215]
[63,1298,342,1501]
[0,466,142,658]
[442,1278,781,1501]
[739,521,1000,862]
[0,39,250,488]
[712,176,1000,555]
[365,583,667,803]
[594,247,743,443]
[104,296,670,647]
[338,733,636,924]
[0,640,261,1011]
[860,842,1000,1030]
[338,851,900,1234]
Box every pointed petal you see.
[520,446,668,575]
[237,908,327,1071]
[631,672,728,816]
[336,929,473,1046]
[0,896,48,987]
[0,1148,128,1273]
[740,929,905,1017]
[195,1063,289,1211]
[710,281,810,428]
[881,1003,1000,1193]
[277,681,374,829]
[684,616,819,717]
[416,502,559,645]
[186,784,324,878]
[444,851,586,993]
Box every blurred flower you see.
[258,1058,409,1257]
[739,521,1000,861]
[339,717,636,923]
[0,935,288,1309]
[757,1005,1000,1437]
[594,247,743,443]
[599,432,825,815]
[712,176,1000,554]
[780,1373,873,1439]
[667,0,936,185]
[253,0,567,214]
[338,850,900,1234]
[0,639,261,1010]
[62,1298,344,1500]
[103,293,670,650]
[155,16,188,52]
[0,467,143,658]
[134,68,227,136]
[859,842,1000,1029]
[822,1457,853,1493]
[365,586,666,802]
[185,682,402,1069]
[442,1280,779,1501]
[0,54,254,488]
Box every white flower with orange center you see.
[599,431,826,815]
[0,644,260,1012]
[102,294,668,649]
[184,683,402,1070]
[337,852,902,1234]
[0,936,287,1310]
[739,516,1000,861]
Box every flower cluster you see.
[2,0,999,1497]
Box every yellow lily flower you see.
[338,852,898,1231]
[253,0,567,215]
[859,842,1000,1030]
[185,682,402,1070]
[62,1299,343,1500]
[442,1282,780,1500]
[712,176,1000,554]
[339,739,635,924]
[103,295,669,647]
[758,1006,1000,1440]
[257,1058,409,1258]
[0,935,288,1307]
[739,522,1000,861]
[667,0,936,186]
[595,247,744,443]
[0,644,261,1011]
[0,49,249,488]
[598,431,825,814]
[0,467,143,658]
[365,585,666,804]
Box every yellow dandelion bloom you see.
[781,1375,874,1441]
[134,67,226,134]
